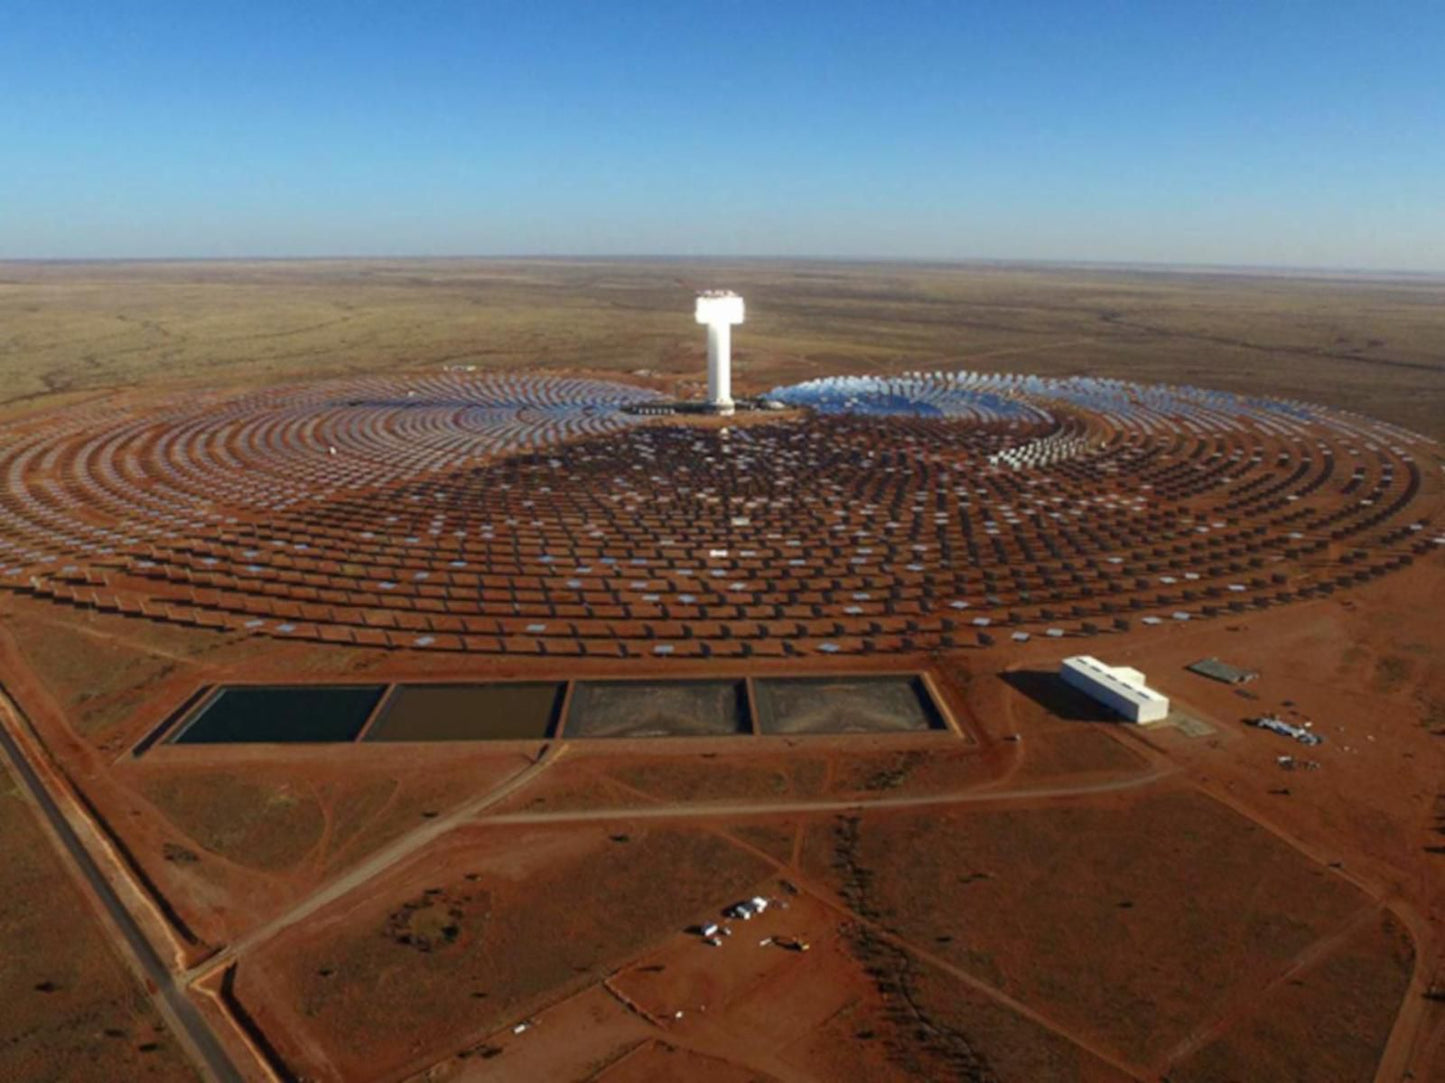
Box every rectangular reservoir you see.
[753,675,946,735]
[173,685,385,744]
[363,682,564,742]
[565,679,749,738]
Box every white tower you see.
[695,291,744,414]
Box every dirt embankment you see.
[832,814,999,1080]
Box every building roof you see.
[1061,655,1169,706]
[1186,657,1258,684]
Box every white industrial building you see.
[695,291,744,413]
[1059,655,1169,723]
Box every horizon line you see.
[1,253,1443,281]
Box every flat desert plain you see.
[0,259,1442,1083]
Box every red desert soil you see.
[594,1041,780,1082]
[7,567,1441,1080]
[811,943,1137,1083]
[1089,559,1444,900]
[2,546,1441,1081]
[798,786,1392,1069]
[114,748,533,947]
[233,822,774,1081]
[1167,908,1414,1082]
[0,759,197,1082]
[410,982,657,1082]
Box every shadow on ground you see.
[1000,669,1123,724]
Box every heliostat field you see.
[1,370,1439,658]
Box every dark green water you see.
[173,685,385,744]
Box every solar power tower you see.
[695,291,745,414]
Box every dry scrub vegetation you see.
[2,258,1442,436]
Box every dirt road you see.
[0,686,245,1083]
[187,742,569,982]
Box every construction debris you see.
[1276,754,1321,771]
[1250,716,1323,746]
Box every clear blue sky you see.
[2,1,1441,269]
